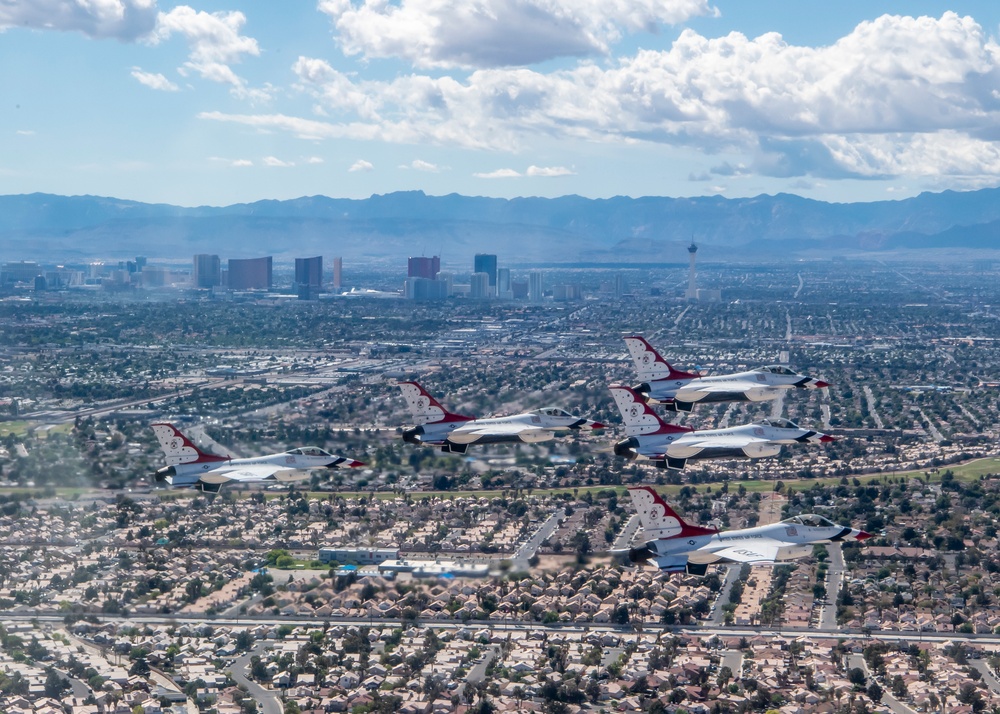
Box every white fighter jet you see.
[609,385,835,470]
[399,381,605,454]
[624,335,829,411]
[623,485,870,575]
[151,423,364,492]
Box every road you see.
[707,564,741,626]
[721,649,743,679]
[848,653,919,714]
[511,508,565,569]
[819,543,844,630]
[863,386,885,429]
[230,642,283,714]
[612,514,640,551]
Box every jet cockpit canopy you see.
[538,407,574,418]
[757,365,798,375]
[287,447,334,457]
[782,514,836,528]
[757,418,799,429]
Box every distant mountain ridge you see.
[2,188,1000,263]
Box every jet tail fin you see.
[627,486,718,540]
[151,423,229,466]
[624,336,699,382]
[609,386,693,436]
[398,382,475,425]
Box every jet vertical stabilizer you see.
[624,336,699,382]
[609,385,692,436]
[628,486,718,540]
[151,423,229,466]
[398,381,476,425]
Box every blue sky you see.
[3,1,1000,206]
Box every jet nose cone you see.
[350,460,366,468]
[815,380,830,389]
[856,530,873,541]
[819,434,836,443]
[591,422,606,431]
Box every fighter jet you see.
[624,335,829,411]
[609,385,835,470]
[151,423,364,492]
[623,485,870,575]
[398,381,604,454]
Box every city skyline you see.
[3,2,1000,207]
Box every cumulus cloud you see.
[207,12,1000,181]
[0,0,158,41]
[401,159,440,172]
[349,159,374,172]
[319,0,717,68]
[305,156,325,164]
[152,6,267,99]
[525,165,574,177]
[263,156,294,167]
[131,67,178,91]
[474,168,522,178]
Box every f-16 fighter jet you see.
[609,385,835,470]
[151,423,364,492]
[399,381,604,454]
[624,335,829,411]
[622,485,870,575]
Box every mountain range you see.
[2,188,999,264]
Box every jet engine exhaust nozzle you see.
[628,545,654,565]
[402,426,425,445]
[613,437,640,459]
[153,465,175,483]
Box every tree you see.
[866,682,883,703]
[848,667,866,688]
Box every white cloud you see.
[208,13,1000,182]
[320,0,717,68]
[401,159,439,172]
[16,130,35,136]
[349,159,374,172]
[305,156,325,164]
[152,6,266,99]
[525,165,574,177]
[0,0,158,41]
[474,168,521,178]
[231,159,253,167]
[131,67,178,91]
[263,156,294,167]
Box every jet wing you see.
[707,539,785,563]
[454,424,555,443]
[686,382,757,395]
[199,465,306,484]
[681,435,761,449]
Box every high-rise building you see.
[470,272,490,299]
[529,270,543,303]
[408,256,440,280]
[686,242,698,300]
[474,254,498,288]
[295,256,323,290]
[1,261,42,284]
[333,257,343,291]
[193,254,221,288]
[405,277,449,300]
[435,271,454,297]
[497,268,512,299]
[511,279,529,299]
[228,257,272,290]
